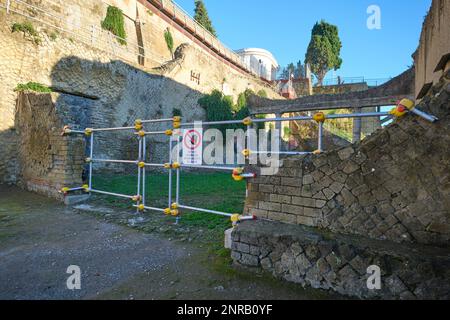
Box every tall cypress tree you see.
[194,0,217,36]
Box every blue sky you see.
[174,0,431,81]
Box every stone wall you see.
[0,1,281,189]
[14,92,85,199]
[313,82,369,95]
[414,0,450,99]
[231,220,450,299]
[244,71,450,247]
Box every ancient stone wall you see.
[0,1,281,188]
[414,0,450,99]
[244,71,450,247]
[231,220,450,299]
[14,92,85,199]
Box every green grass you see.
[92,172,246,231]
[15,82,52,93]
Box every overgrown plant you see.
[164,28,174,59]
[11,22,41,45]
[15,82,52,93]
[101,6,127,45]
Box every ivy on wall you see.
[101,6,127,45]
[164,28,174,59]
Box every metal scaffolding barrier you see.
[60,99,438,226]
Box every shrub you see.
[15,82,52,93]
[11,21,41,44]
[164,28,174,59]
[101,6,127,45]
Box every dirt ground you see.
[0,185,342,300]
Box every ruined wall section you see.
[15,92,85,199]
[245,71,450,246]
[414,0,450,99]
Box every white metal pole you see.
[176,135,180,204]
[7,0,11,14]
[142,136,146,207]
[136,137,142,212]
[168,138,173,208]
[88,132,94,190]
[318,122,324,153]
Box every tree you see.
[164,28,174,59]
[278,61,306,80]
[194,0,217,36]
[305,20,342,86]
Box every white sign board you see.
[182,128,203,165]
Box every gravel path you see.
[0,186,340,300]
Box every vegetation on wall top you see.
[101,6,127,45]
[15,82,52,93]
[11,21,41,45]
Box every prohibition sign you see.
[183,129,202,150]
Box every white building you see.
[235,48,279,81]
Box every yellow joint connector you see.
[138,162,146,168]
[172,162,181,169]
[171,209,179,217]
[399,98,415,111]
[164,163,171,169]
[135,124,143,131]
[313,150,322,155]
[164,208,172,215]
[82,184,90,192]
[84,128,93,136]
[138,130,146,137]
[165,129,173,136]
[173,116,181,123]
[231,214,241,223]
[173,121,181,129]
[132,195,142,202]
[61,187,70,193]
[243,117,253,126]
[232,168,244,181]
[135,119,143,126]
[242,149,251,158]
[171,203,179,210]
[137,204,145,211]
[313,112,326,123]
[62,125,71,135]
[85,157,92,163]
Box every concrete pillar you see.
[352,107,362,143]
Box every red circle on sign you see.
[183,129,202,150]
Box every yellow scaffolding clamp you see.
[135,120,143,131]
[61,125,72,136]
[84,128,93,137]
[390,98,438,122]
[313,112,326,123]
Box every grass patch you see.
[92,172,246,232]
[15,82,52,93]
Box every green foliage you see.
[101,6,127,45]
[198,89,267,132]
[15,82,52,93]
[279,61,306,80]
[305,20,342,85]
[194,0,217,36]
[11,22,41,44]
[257,89,268,98]
[164,28,174,59]
[172,108,182,117]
